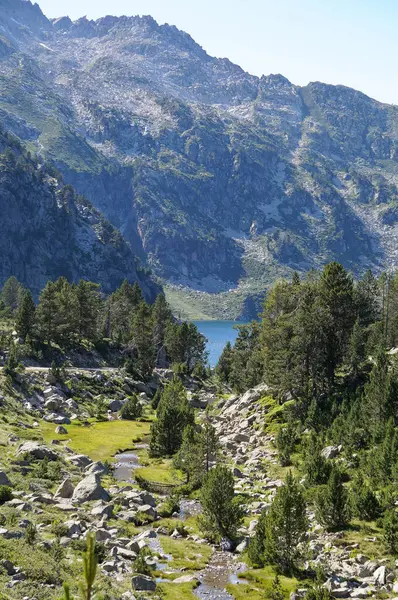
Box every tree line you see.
[0,276,207,378]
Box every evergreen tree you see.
[130,302,155,378]
[198,465,244,542]
[150,377,194,456]
[1,276,24,312]
[35,281,58,343]
[165,321,207,372]
[173,424,203,486]
[383,510,398,555]
[318,262,354,383]
[152,293,173,351]
[303,432,331,485]
[75,281,101,342]
[16,290,35,341]
[363,349,390,436]
[249,471,307,572]
[215,341,233,383]
[120,396,143,420]
[315,467,350,530]
[348,318,366,376]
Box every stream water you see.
[113,446,246,599]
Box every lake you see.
[193,320,246,367]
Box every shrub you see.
[0,486,12,505]
[120,396,143,420]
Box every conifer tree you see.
[249,471,307,572]
[215,341,233,383]
[1,276,24,312]
[315,467,350,530]
[198,465,244,542]
[150,377,194,456]
[130,301,155,378]
[16,290,35,341]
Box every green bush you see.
[120,396,143,420]
[0,486,12,505]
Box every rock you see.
[55,425,67,434]
[95,528,112,542]
[233,467,244,479]
[131,575,156,592]
[85,461,108,476]
[54,478,74,500]
[0,471,12,487]
[321,445,341,459]
[137,505,157,519]
[108,399,123,412]
[91,502,114,519]
[173,575,199,584]
[0,559,16,575]
[235,538,248,553]
[45,397,60,411]
[374,566,387,586]
[102,560,118,573]
[72,475,110,504]
[17,441,58,461]
[67,454,93,469]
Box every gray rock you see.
[321,445,341,459]
[85,461,108,476]
[0,471,12,487]
[17,441,58,461]
[72,475,110,504]
[131,575,156,592]
[54,478,74,500]
[67,454,93,469]
[55,425,68,434]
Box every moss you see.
[40,420,150,462]
[159,536,212,571]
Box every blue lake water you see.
[193,321,246,367]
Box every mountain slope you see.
[1,1,398,317]
[0,126,159,300]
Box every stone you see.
[67,454,93,469]
[45,397,60,411]
[0,560,16,575]
[131,575,156,592]
[72,475,110,504]
[54,478,74,500]
[321,445,341,459]
[0,471,12,487]
[17,442,58,461]
[137,504,157,519]
[91,502,114,518]
[173,575,199,584]
[85,461,108,476]
[374,566,387,586]
[235,538,248,553]
[95,528,112,542]
[108,399,123,412]
[233,467,244,479]
[55,425,67,434]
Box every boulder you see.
[54,478,74,500]
[0,471,12,487]
[67,455,93,469]
[108,399,123,412]
[321,445,341,460]
[173,575,199,584]
[45,397,60,411]
[137,504,157,519]
[233,467,244,479]
[374,566,387,586]
[132,575,156,592]
[55,425,68,435]
[85,461,108,476]
[17,441,58,461]
[72,475,110,504]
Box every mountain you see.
[1,1,398,317]
[0,125,160,301]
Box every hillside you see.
[0,126,159,300]
[2,1,398,316]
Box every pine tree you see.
[152,293,173,351]
[16,290,35,341]
[165,321,207,372]
[249,471,307,572]
[35,281,58,343]
[348,318,366,376]
[130,301,155,378]
[75,280,101,342]
[150,377,194,456]
[215,341,233,383]
[363,349,390,435]
[1,276,24,312]
[315,467,350,530]
[198,465,244,542]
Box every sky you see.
[36,0,398,105]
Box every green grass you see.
[40,420,150,462]
[157,581,199,600]
[227,566,298,599]
[159,536,212,571]
[135,459,184,485]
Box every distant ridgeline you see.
[0,276,207,377]
[3,1,398,318]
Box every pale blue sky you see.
[36,0,397,105]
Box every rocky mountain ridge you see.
[0,125,159,300]
[2,1,398,316]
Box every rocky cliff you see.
[0,126,159,300]
[1,1,398,316]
